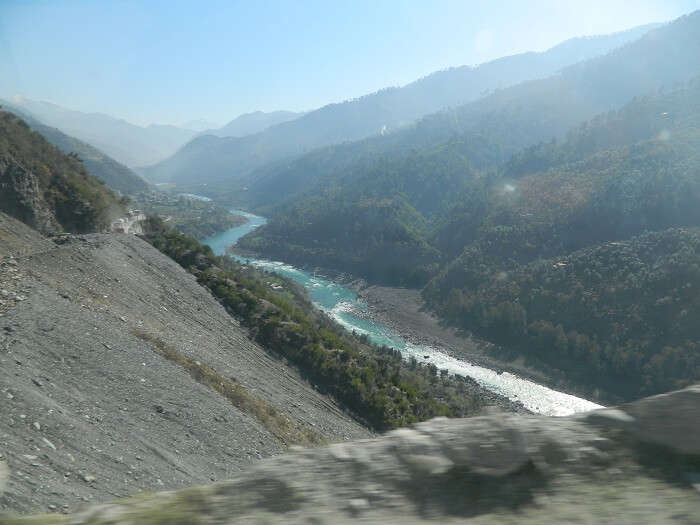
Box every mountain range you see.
[2,8,700,522]
[3,100,301,169]
[201,110,302,138]
[139,23,658,186]
[0,100,150,195]
[242,11,700,264]
[5,98,199,168]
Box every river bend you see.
[202,210,603,416]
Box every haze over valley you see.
[2,1,700,523]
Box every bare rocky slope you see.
[4,385,699,524]
[0,211,371,515]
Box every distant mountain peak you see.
[202,110,302,138]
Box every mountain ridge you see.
[0,110,125,233]
[241,11,700,270]
[5,98,199,168]
[202,110,302,138]
[141,23,657,186]
[0,101,151,194]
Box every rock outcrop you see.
[620,385,700,455]
[0,156,59,234]
[4,385,699,524]
[0,110,124,234]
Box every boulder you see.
[414,416,530,476]
[622,384,700,456]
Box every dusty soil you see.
[0,212,371,516]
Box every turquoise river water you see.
[202,210,603,416]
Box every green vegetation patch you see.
[131,192,245,238]
[0,110,125,233]
[425,228,700,401]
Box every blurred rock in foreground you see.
[3,385,699,524]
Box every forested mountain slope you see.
[141,24,655,186]
[33,123,151,194]
[243,74,700,401]
[0,110,125,233]
[434,77,700,260]
[240,139,492,285]
[234,13,695,212]
[1,102,150,194]
[240,12,700,287]
[425,229,700,401]
[422,82,700,400]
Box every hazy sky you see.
[1,0,699,126]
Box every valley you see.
[3,4,700,522]
[234,16,700,404]
[204,211,601,415]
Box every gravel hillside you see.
[0,212,371,515]
[0,212,55,259]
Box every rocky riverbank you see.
[214,252,530,415]
[348,282,602,404]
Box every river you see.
[202,210,603,416]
